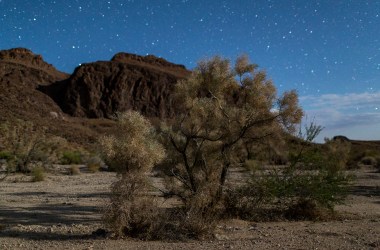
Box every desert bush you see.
[104,175,160,238]
[99,111,165,238]
[361,156,377,166]
[225,123,352,221]
[160,55,303,236]
[86,156,103,173]
[0,151,13,161]
[31,166,45,182]
[60,151,83,165]
[347,148,380,169]
[243,159,261,171]
[69,165,81,175]
[0,120,66,173]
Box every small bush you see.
[225,124,352,221]
[0,151,13,161]
[243,160,261,171]
[0,120,66,172]
[86,156,102,173]
[361,156,377,166]
[69,165,81,175]
[61,151,83,165]
[31,166,45,182]
[100,111,165,238]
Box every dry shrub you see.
[158,55,302,238]
[361,156,377,166]
[86,156,103,173]
[180,189,223,239]
[31,166,45,182]
[99,111,165,238]
[103,174,160,238]
[324,138,351,171]
[0,120,68,173]
[69,165,80,175]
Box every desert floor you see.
[0,166,379,250]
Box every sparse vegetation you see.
[95,55,355,240]
[225,123,352,221]
[0,54,360,242]
[0,120,66,173]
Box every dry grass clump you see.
[69,165,81,175]
[86,156,103,173]
[31,166,45,182]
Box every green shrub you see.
[225,123,352,221]
[61,151,83,165]
[0,151,13,161]
[31,166,45,182]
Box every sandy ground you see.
[0,166,379,250]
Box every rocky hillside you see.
[42,52,190,119]
[0,48,191,145]
[0,48,68,121]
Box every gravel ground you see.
[0,166,379,249]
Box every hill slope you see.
[41,52,190,119]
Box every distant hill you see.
[40,52,190,119]
[0,48,68,121]
[0,48,190,146]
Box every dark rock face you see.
[46,53,190,119]
[1,47,190,126]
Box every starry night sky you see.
[1,0,379,141]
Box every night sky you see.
[1,0,379,141]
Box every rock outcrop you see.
[43,53,190,119]
[0,48,190,145]
[0,48,69,121]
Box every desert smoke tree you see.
[99,111,165,237]
[161,55,303,219]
